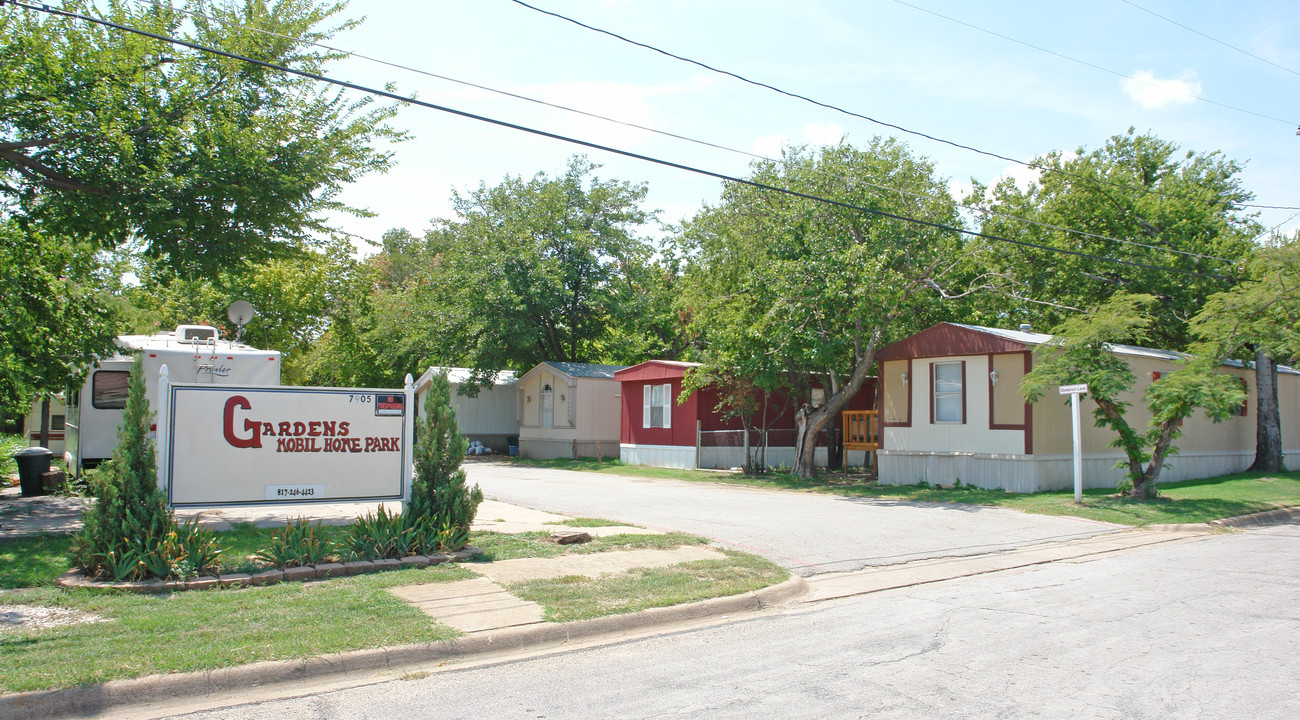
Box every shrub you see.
[69,356,221,580]
[255,517,336,568]
[407,371,482,550]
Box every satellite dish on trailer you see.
[227,300,256,342]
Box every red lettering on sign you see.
[223,396,261,449]
[339,421,350,437]
[309,421,322,437]
[278,421,291,437]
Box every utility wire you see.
[507,0,1300,212]
[138,0,1237,266]
[6,0,1237,283]
[1119,0,1300,79]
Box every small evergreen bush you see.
[406,371,482,550]
[70,355,223,580]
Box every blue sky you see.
[322,0,1300,252]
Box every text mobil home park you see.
[161,377,415,508]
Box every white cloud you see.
[1121,70,1201,109]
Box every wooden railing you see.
[842,410,879,451]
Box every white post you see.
[156,364,171,504]
[695,419,702,470]
[1071,392,1083,503]
[402,373,415,512]
[1059,383,1089,504]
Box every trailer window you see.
[92,371,130,409]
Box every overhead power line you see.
[507,0,1300,212]
[6,0,1237,284]
[1119,0,1300,79]
[140,0,1236,266]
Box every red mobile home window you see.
[643,383,673,428]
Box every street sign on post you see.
[1059,384,1089,502]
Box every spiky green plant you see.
[407,371,482,550]
[70,355,176,580]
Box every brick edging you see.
[55,545,484,593]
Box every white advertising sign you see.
[165,385,408,506]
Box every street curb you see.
[1211,506,1300,528]
[0,575,808,719]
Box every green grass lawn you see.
[0,523,785,694]
[511,458,1300,526]
[0,564,471,694]
[507,551,789,623]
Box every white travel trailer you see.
[65,325,281,475]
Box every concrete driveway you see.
[465,461,1122,576]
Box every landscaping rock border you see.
[55,545,483,593]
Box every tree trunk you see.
[793,404,818,478]
[827,414,843,472]
[792,330,883,478]
[1135,418,1180,499]
[1093,397,1146,487]
[39,395,51,449]
[1249,349,1285,473]
[741,416,753,474]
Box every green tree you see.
[408,371,482,549]
[121,240,360,384]
[678,139,966,478]
[0,219,116,411]
[429,156,655,378]
[1191,234,1300,472]
[70,355,173,578]
[1021,294,1245,499]
[963,129,1261,350]
[2,0,402,398]
[1,0,403,278]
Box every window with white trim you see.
[642,383,673,428]
[540,384,554,428]
[932,361,964,423]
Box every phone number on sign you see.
[265,485,326,501]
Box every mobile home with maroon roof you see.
[876,322,1300,492]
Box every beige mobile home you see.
[876,323,1300,492]
[516,362,626,460]
[414,367,519,451]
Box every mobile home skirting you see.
[520,438,619,461]
[620,443,696,469]
[879,449,1299,493]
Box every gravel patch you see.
[0,604,106,632]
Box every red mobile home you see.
[616,360,878,470]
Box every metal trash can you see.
[13,447,54,497]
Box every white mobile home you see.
[67,325,280,474]
[21,393,68,456]
[876,322,1300,492]
[414,367,519,450]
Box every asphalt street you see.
[464,461,1121,575]
[160,520,1300,719]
